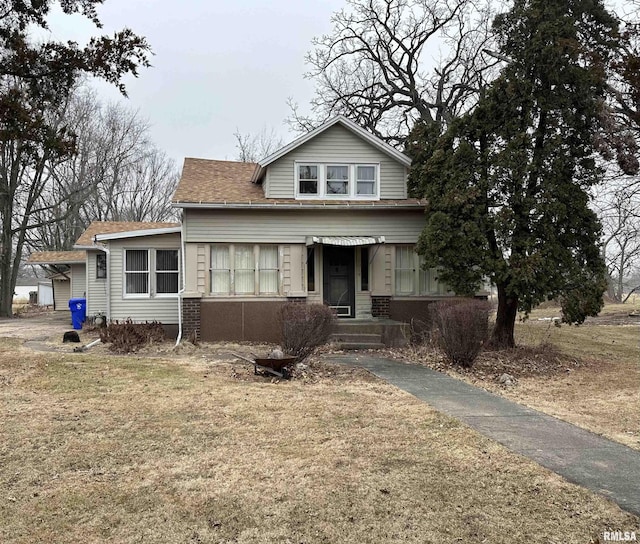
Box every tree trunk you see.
[489,283,518,348]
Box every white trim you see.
[96,227,181,242]
[251,115,411,182]
[122,247,181,299]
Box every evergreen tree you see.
[408,0,617,347]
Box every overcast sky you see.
[46,0,345,166]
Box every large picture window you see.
[124,249,180,297]
[210,245,280,295]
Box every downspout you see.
[175,220,186,346]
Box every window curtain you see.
[125,250,149,294]
[234,245,255,294]
[259,246,278,294]
[395,246,414,294]
[211,246,230,294]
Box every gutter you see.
[92,241,111,322]
[171,201,426,210]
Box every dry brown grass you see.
[1,337,638,543]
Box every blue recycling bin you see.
[68,298,87,330]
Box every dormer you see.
[251,115,412,201]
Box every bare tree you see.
[234,126,284,162]
[595,174,640,302]
[24,87,180,255]
[288,0,496,145]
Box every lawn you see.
[0,337,637,543]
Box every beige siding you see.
[70,264,86,298]
[108,233,181,323]
[87,250,108,316]
[370,244,392,296]
[286,244,305,295]
[266,124,407,199]
[185,208,424,244]
[53,279,70,311]
[355,292,372,319]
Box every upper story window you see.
[296,163,379,200]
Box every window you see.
[125,250,149,295]
[210,245,281,295]
[124,249,180,297]
[298,165,318,194]
[295,163,379,199]
[307,247,316,292]
[357,165,376,195]
[259,246,279,294]
[394,246,448,295]
[395,246,415,294]
[156,250,179,294]
[211,245,230,294]
[326,165,349,195]
[96,253,107,279]
[360,247,369,291]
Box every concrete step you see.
[334,342,386,351]
[330,332,382,344]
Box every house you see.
[172,115,451,343]
[26,251,86,310]
[28,115,458,343]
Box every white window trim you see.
[123,248,180,299]
[209,244,282,296]
[295,162,380,200]
[155,249,181,299]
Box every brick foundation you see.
[182,297,201,341]
[371,296,391,318]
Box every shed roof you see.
[74,221,180,248]
[26,251,86,265]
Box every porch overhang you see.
[305,235,385,246]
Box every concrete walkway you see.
[330,354,640,517]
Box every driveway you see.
[0,311,72,340]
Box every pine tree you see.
[408,0,618,347]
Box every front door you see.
[322,246,355,318]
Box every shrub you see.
[279,302,336,362]
[432,299,490,368]
[99,319,166,353]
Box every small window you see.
[307,247,316,292]
[326,165,349,195]
[96,253,107,279]
[211,245,230,294]
[156,250,179,294]
[357,165,376,195]
[360,247,369,291]
[299,165,318,194]
[125,250,149,295]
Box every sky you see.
[46,0,346,166]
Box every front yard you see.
[0,333,638,543]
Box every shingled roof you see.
[26,251,86,265]
[173,158,424,207]
[74,221,180,247]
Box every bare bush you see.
[433,299,490,368]
[99,319,166,353]
[279,302,336,362]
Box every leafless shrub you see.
[433,299,490,368]
[99,319,166,353]
[279,302,336,362]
